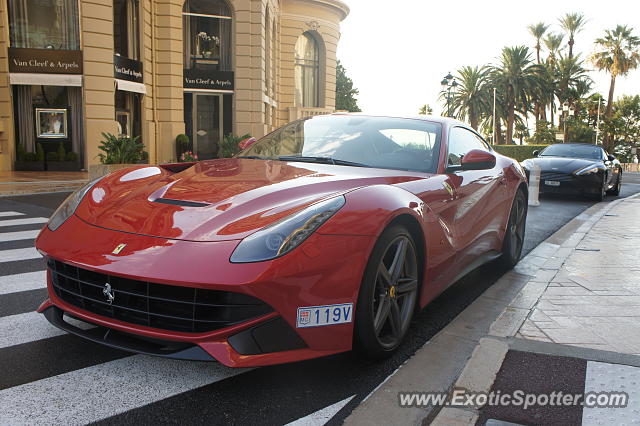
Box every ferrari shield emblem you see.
[112,243,127,255]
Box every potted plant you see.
[176,133,190,159]
[89,132,147,179]
[219,133,252,158]
[46,141,81,171]
[13,144,46,171]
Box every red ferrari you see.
[36,114,528,367]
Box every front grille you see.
[540,171,574,182]
[48,259,273,333]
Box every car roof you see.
[548,143,603,147]
[328,112,467,127]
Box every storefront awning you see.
[115,79,147,94]
[10,73,82,86]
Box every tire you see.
[497,189,527,269]
[606,172,622,196]
[354,225,419,359]
[592,177,606,202]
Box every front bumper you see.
[525,169,603,195]
[36,214,374,367]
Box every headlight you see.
[48,177,102,231]
[573,164,601,176]
[230,196,346,263]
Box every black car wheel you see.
[606,172,622,196]
[354,225,419,359]
[592,176,606,201]
[497,189,527,269]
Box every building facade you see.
[0,0,348,171]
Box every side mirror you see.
[461,149,496,171]
[607,154,615,161]
[532,150,540,157]
[238,137,257,151]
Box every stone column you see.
[0,0,13,171]
[82,0,118,168]
[153,0,186,163]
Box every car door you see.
[446,126,506,274]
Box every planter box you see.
[89,164,141,180]
[47,161,81,172]
[14,161,45,171]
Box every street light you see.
[441,72,458,117]
[562,102,575,143]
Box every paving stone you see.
[542,327,606,344]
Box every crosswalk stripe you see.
[0,355,249,425]
[0,247,41,263]
[0,217,48,227]
[0,271,46,295]
[0,212,25,217]
[0,311,93,349]
[286,396,355,426]
[0,230,40,242]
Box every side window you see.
[447,127,489,167]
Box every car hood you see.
[524,156,600,172]
[75,159,428,242]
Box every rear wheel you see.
[354,225,419,359]
[497,190,527,269]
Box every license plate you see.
[545,180,560,186]
[296,303,353,328]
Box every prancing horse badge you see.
[112,243,127,255]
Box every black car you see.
[521,143,622,201]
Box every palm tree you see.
[528,22,549,121]
[592,25,640,149]
[489,46,545,144]
[559,13,587,58]
[448,66,491,130]
[418,104,433,115]
[543,33,564,126]
[528,22,549,64]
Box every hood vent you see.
[153,198,209,207]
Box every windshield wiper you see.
[277,156,369,168]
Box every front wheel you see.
[497,189,527,269]
[354,225,419,359]
[607,172,622,196]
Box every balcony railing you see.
[288,107,334,122]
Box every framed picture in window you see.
[116,111,130,137]
[35,108,68,138]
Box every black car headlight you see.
[573,164,602,176]
[230,196,346,263]
[48,177,102,231]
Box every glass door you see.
[191,93,223,159]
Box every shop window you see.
[294,32,320,108]
[115,91,141,139]
[183,0,232,71]
[8,0,80,50]
[114,0,140,60]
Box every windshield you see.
[238,115,442,173]
[539,144,603,160]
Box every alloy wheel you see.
[371,235,418,349]
[509,194,526,260]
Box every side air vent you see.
[154,198,209,207]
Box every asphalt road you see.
[1,172,638,425]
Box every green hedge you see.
[491,145,549,162]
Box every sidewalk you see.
[0,171,88,196]
[345,194,640,426]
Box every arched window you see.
[294,32,320,108]
[183,0,232,71]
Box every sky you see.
[336,0,640,118]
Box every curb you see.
[344,194,638,426]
